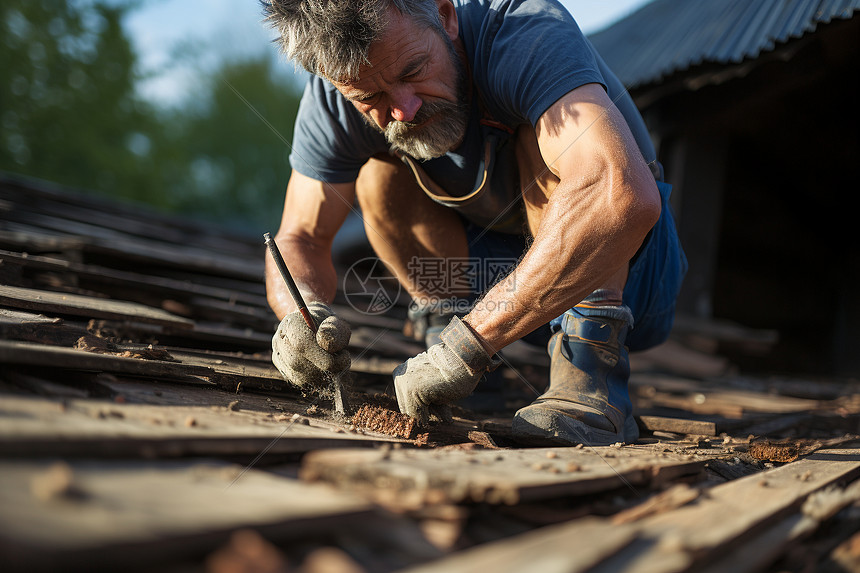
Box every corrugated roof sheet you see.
[588,0,860,89]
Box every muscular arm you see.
[464,83,661,351]
[266,170,356,320]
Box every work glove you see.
[272,302,351,388]
[394,316,500,424]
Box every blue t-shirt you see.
[288,0,656,199]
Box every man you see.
[263,0,686,446]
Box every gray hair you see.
[261,0,444,82]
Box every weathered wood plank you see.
[1,173,257,256]
[0,313,100,347]
[645,448,860,551]
[0,285,194,328]
[697,479,860,573]
[404,449,860,573]
[0,333,389,396]
[0,219,262,280]
[159,321,272,349]
[0,312,263,364]
[402,517,637,573]
[0,340,216,382]
[0,339,288,392]
[0,248,269,307]
[162,347,281,381]
[0,460,374,571]
[596,448,860,573]
[0,308,62,326]
[638,415,717,436]
[301,444,715,507]
[631,372,823,418]
[0,392,402,458]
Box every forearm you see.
[464,173,659,353]
[266,232,338,320]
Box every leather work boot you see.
[512,305,639,446]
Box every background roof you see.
[589,0,860,88]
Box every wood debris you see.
[2,174,860,572]
[352,403,417,440]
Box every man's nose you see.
[388,86,422,124]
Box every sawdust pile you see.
[749,439,800,463]
[352,404,416,440]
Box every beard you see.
[365,36,469,161]
[383,97,469,160]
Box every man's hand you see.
[272,302,351,388]
[394,316,499,424]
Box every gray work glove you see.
[393,316,500,424]
[272,302,351,388]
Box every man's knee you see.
[355,154,412,216]
[355,154,454,226]
[354,153,469,263]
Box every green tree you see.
[0,0,164,204]
[1,0,304,233]
[159,56,302,233]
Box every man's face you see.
[330,7,468,160]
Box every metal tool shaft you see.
[264,232,349,415]
[264,233,317,333]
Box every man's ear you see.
[435,0,459,41]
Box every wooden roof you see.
[1,172,859,572]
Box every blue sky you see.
[124,0,655,106]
